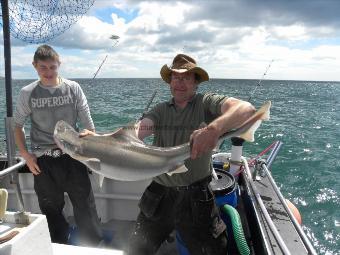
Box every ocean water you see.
[0,78,339,254]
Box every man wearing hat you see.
[128,54,255,254]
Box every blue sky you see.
[1,0,340,81]
[93,6,138,24]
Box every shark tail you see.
[238,101,271,142]
[238,120,261,142]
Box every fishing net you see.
[0,0,95,43]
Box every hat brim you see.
[160,65,209,84]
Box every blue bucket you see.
[211,169,238,251]
[176,169,238,255]
[210,169,238,208]
[212,161,225,170]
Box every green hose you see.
[221,204,250,255]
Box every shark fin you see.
[257,101,271,120]
[84,158,101,171]
[110,121,143,144]
[238,101,271,142]
[70,153,90,161]
[98,174,105,188]
[167,164,188,176]
[238,120,261,142]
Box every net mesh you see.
[1,0,94,43]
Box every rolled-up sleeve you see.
[202,93,228,116]
[143,103,162,126]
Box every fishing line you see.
[247,59,274,102]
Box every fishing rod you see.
[92,55,108,79]
[247,59,274,102]
[92,35,119,79]
[225,59,275,176]
[139,90,157,120]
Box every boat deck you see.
[0,155,315,255]
[67,217,178,254]
[256,174,308,254]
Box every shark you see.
[53,101,271,182]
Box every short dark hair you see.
[33,44,60,63]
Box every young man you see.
[128,54,255,255]
[14,44,103,246]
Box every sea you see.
[0,78,339,254]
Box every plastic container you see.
[211,169,239,251]
[210,169,237,208]
[176,169,238,255]
[212,161,225,170]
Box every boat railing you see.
[259,162,317,255]
[266,141,283,169]
[247,140,317,255]
[0,156,26,213]
[0,157,26,178]
[242,156,292,255]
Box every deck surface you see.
[255,174,308,254]
[68,217,178,254]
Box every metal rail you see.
[261,163,317,255]
[242,156,292,255]
[0,157,26,213]
[266,141,283,169]
[0,157,25,178]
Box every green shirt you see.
[144,92,228,186]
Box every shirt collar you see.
[167,93,198,107]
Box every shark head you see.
[54,120,82,156]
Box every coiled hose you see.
[221,204,250,255]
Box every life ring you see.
[286,199,302,225]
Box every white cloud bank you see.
[1,0,340,81]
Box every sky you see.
[1,0,340,81]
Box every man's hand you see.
[190,125,220,159]
[22,151,41,175]
[79,129,96,137]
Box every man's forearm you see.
[14,126,29,156]
[207,101,255,136]
[136,118,154,140]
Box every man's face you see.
[33,59,60,86]
[170,72,198,102]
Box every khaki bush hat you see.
[160,54,209,84]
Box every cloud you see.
[50,15,122,50]
[187,0,340,27]
[1,0,340,81]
